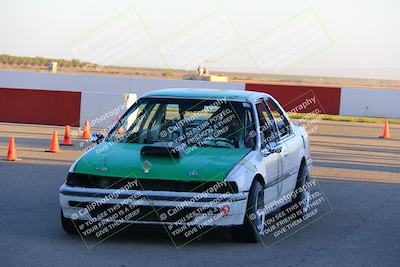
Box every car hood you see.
[74,142,251,182]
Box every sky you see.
[0,0,399,79]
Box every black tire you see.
[231,180,264,243]
[293,163,311,216]
[61,209,77,234]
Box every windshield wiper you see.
[198,142,233,148]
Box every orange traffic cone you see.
[117,116,124,135]
[6,137,18,161]
[46,130,61,153]
[380,121,391,139]
[82,120,91,140]
[61,125,73,146]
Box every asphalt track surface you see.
[0,121,399,267]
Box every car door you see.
[264,97,299,197]
[254,100,284,213]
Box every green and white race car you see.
[60,88,313,242]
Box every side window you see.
[255,102,279,144]
[129,103,147,134]
[244,106,256,148]
[265,98,292,138]
[158,104,183,141]
[141,103,161,142]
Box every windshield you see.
[105,98,256,149]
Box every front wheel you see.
[61,209,77,234]
[231,180,265,243]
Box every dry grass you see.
[289,113,400,124]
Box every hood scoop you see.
[140,142,185,159]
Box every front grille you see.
[68,201,219,223]
[66,173,238,193]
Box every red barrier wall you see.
[246,83,341,115]
[0,88,81,126]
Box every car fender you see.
[225,150,267,192]
[292,124,312,176]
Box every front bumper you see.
[59,183,248,227]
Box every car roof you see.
[142,88,269,102]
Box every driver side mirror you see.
[261,143,282,157]
[260,131,281,156]
[90,132,104,144]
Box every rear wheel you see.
[231,180,265,243]
[61,209,77,234]
[293,164,311,215]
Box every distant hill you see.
[1,54,399,89]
